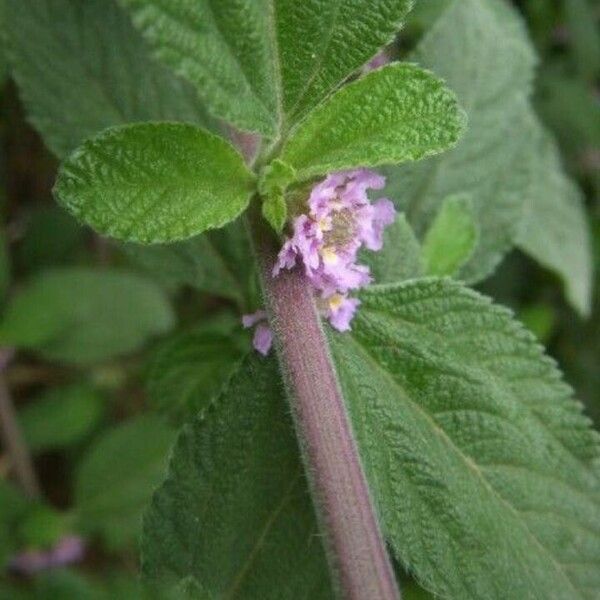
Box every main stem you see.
[249,210,400,600]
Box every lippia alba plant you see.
[6,0,599,598]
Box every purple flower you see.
[274,168,395,318]
[242,310,273,356]
[246,168,395,355]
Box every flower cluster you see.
[244,169,395,355]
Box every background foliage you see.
[0,0,598,598]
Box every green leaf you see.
[516,115,593,317]
[146,326,245,425]
[280,63,466,180]
[384,0,537,283]
[120,0,281,136]
[0,268,174,365]
[330,279,600,599]
[275,0,414,125]
[422,194,478,277]
[75,415,175,550]
[120,0,414,135]
[18,208,86,273]
[142,355,332,598]
[0,480,29,567]
[18,505,68,549]
[0,228,10,303]
[362,214,423,284]
[54,123,256,244]
[125,220,256,309]
[7,0,215,159]
[19,384,105,453]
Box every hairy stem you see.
[248,210,400,600]
[0,350,41,499]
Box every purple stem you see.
[249,210,400,600]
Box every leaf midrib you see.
[223,471,303,599]
[343,331,582,598]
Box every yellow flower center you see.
[328,294,344,311]
[321,247,339,265]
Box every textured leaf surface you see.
[275,0,414,125]
[362,214,423,284]
[120,0,280,135]
[146,325,245,425]
[142,355,332,598]
[7,0,214,159]
[330,279,600,599]
[54,123,255,244]
[516,116,593,316]
[0,268,174,364]
[422,194,478,277]
[19,384,105,453]
[125,220,255,308]
[75,415,175,550]
[120,0,414,134]
[280,63,465,180]
[384,0,537,282]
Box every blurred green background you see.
[0,0,598,598]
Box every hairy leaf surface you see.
[7,0,214,158]
[54,123,255,244]
[280,63,465,180]
[126,220,255,308]
[142,355,332,598]
[120,0,414,134]
[0,268,174,365]
[146,325,245,425]
[330,279,600,599]
[384,0,537,282]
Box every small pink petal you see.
[253,323,273,356]
[242,310,267,328]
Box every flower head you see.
[245,168,395,355]
[274,168,395,327]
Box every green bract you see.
[54,123,256,244]
[422,194,478,277]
